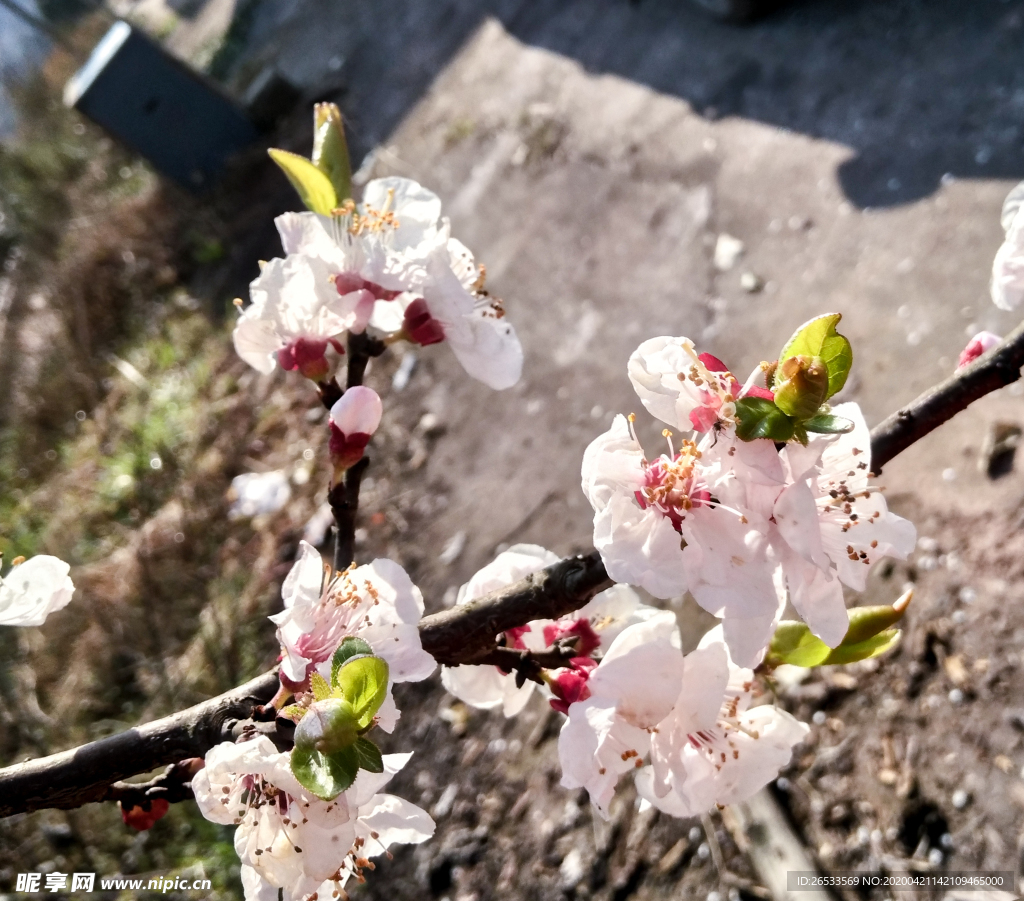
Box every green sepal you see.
[803,413,855,435]
[734,397,796,443]
[778,313,853,400]
[331,637,374,689]
[309,671,332,702]
[335,655,389,731]
[278,704,308,723]
[311,103,352,206]
[353,736,384,773]
[268,148,338,215]
[290,743,359,801]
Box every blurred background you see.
[3,1,1024,899]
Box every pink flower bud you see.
[329,386,383,471]
[549,657,597,715]
[120,798,170,831]
[542,618,601,658]
[958,330,1001,369]
[277,337,331,381]
[402,298,446,346]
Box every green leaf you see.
[268,148,338,215]
[843,599,910,645]
[331,637,375,689]
[819,629,901,666]
[309,671,332,702]
[778,313,853,399]
[335,655,389,730]
[291,744,359,801]
[312,103,352,205]
[766,593,911,668]
[765,621,831,668]
[734,397,796,443]
[804,413,855,434]
[353,736,384,773]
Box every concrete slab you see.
[214,0,1024,574]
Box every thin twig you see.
[330,457,370,571]
[345,331,386,390]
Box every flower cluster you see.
[272,540,436,727]
[439,322,916,821]
[194,544,436,899]
[233,177,522,391]
[584,335,915,667]
[560,621,808,819]
[441,547,809,820]
[193,737,433,901]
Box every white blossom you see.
[0,555,74,627]
[193,738,433,901]
[234,176,445,377]
[627,336,773,433]
[581,413,783,666]
[440,545,659,716]
[370,237,522,390]
[557,612,685,818]
[233,252,372,378]
[770,403,916,648]
[992,192,1024,311]
[272,542,435,730]
[636,625,808,817]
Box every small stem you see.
[318,377,343,411]
[325,332,387,570]
[329,457,370,571]
[346,331,386,390]
[702,812,725,875]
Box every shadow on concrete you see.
[247,0,1024,209]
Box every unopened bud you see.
[120,797,170,831]
[548,657,597,715]
[329,387,383,474]
[312,103,352,205]
[278,337,331,381]
[773,354,829,420]
[401,298,446,346]
[294,698,360,756]
[957,331,1001,369]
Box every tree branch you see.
[870,318,1024,472]
[4,326,1022,819]
[0,671,278,818]
[419,551,612,666]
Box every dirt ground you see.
[6,0,1024,899]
